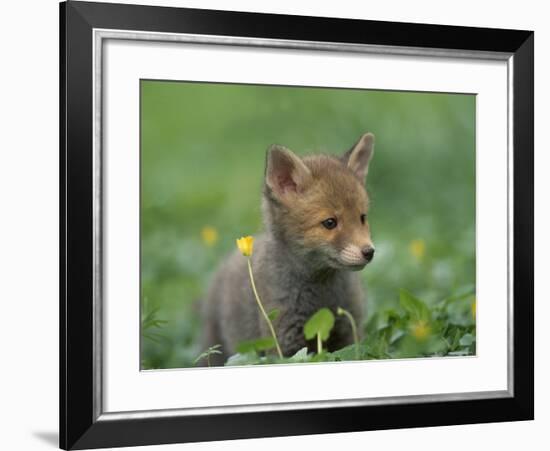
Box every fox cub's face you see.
[264,133,376,271]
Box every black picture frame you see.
[60,1,534,449]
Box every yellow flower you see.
[411,320,431,341]
[236,236,254,257]
[201,226,219,246]
[409,239,426,260]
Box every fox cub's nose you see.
[361,246,375,262]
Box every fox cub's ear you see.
[341,132,375,180]
[265,145,311,197]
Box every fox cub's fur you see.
[201,133,376,364]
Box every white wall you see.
[0,0,546,450]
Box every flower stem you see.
[317,333,322,355]
[338,307,360,360]
[247,258,283,359]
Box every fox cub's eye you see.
[360,214,366,225]
[321,218,338,230]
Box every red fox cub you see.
[201,133,376,364]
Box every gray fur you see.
[201,235,364,365]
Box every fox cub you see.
[201,133,376,364]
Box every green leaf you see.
[459,333,475,347]
[440,285,475,306]
[268,308,280,322]
[236,337,276,354]
[389,329,406,344]
[399,289,431,322]
[193,344,222,364]
[330,343,364,361]
[225,352,260,366]
[304,308,335,341]
[310,351,335,362]
[289,347,310,362]
[425,337,448,354]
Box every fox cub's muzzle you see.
[361,245,375,263]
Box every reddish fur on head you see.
[263,133,375,270]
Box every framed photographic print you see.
[60,1,534,449]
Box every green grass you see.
[225,289,476,366]
[140,80,476,369]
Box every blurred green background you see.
[140,80,476,369]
